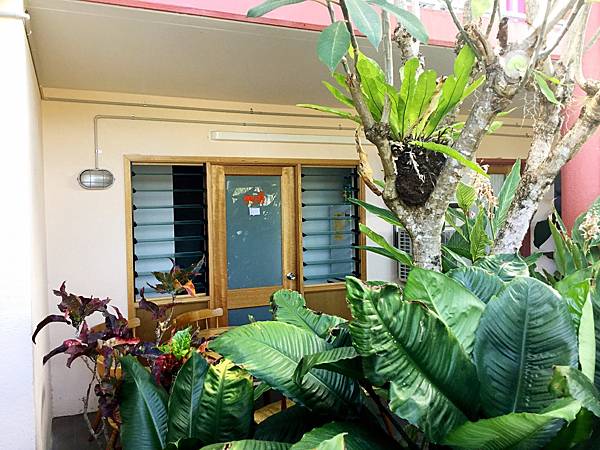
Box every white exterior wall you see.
[0,1,50,449]
[41,87,532,417]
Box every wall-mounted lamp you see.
[78,116,114,190]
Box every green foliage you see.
[409,140,488,176]
[474,254,529,281]
[159,327,192,360]
[300,46,485,175]
[201,441,291,450]
[317,22,351,72]
[346,276,479,442]
[209,321,361,416]
[193,359,254,444]
[253,405,329,444]
[167,352,209,443]
[367,0,428,43]
[404,267,484,353]
[344,0,381,48]
[551,366,600,418]
[444,399,582,450]
[120,355,169,450]
[534,72,561,105]
[493,159,521,234]
[448,266,505,303]
[269,289,345,340]
[120,354,254,450]
[289,421,396,449]
[357,223,413,266]
[247,0,306,18]
[475,277,578,417]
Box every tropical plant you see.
[31,260,203,446]
[301,47,487,207]
[200,266,600,449]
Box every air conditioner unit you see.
[393,225,456,282]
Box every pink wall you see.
[561,6,600,230]
[85,0,534,48]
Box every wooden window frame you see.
[124,155,366,321]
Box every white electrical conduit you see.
[92,114,530,154]
[0,10,30,20]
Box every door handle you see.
[286,272,297,281]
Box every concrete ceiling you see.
[27,0,461,106]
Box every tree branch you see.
[338,0,376,131]
[538,0,584,62]
[494,89,600,253]
[443,0,482,59]
[485,0,499,38]
[381,9,393,123]
[522,0,578,49]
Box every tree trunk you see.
[493,171,554,253]
[494,90,600,253]
[407,218,444,270]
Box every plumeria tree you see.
[249,0,600,269]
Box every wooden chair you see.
[172,307,228,340]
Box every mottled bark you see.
[494,4,597,253]
[494,89,600,253]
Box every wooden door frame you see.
[124,155,365,326]
[210,164,298,324]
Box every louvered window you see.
[301,167,361,284]
[131,164,208,299]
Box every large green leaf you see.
[193,359,254,444]
[348,197,402,227]
[550,366,600,417]
[290,421,396,450]
[293,346,362,385]
[210,322,360,416]
[444,399,581,450]
[253,405,330,444]
[356,54,387,121]
[475,277,578,417]
[345,0,382,48]
[346,277,479,443]
[592,282,600,390]
[120,355,169,450]
[579,295,596,381]
[555,268,592,329]
[398,58,420,137]
[202,441,291,450]
[270,289,345,340]
[549,217,576,277]
[424,45,477,135]
[409,140,487,176]
[318,22,350,72]
[313,433,346,450]
[247,0,305,17]
[456,181,477,212]
[167,352,209,443]
[367,0,428,42]
[406,69,438,135]
[492,159,521,234]
[404,267,484,353]
[322,81,353,109]
[359,223,413,266]
[448,266,505,304]
[474,254,529,281]
[470,209,491,261]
